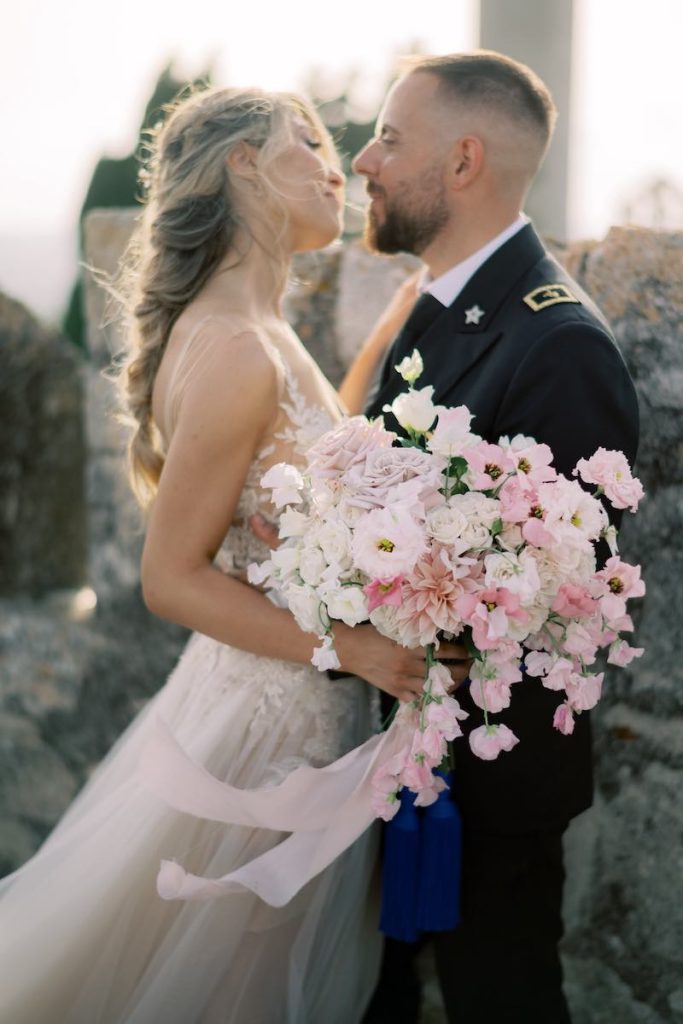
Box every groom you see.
[355,52,639,1023]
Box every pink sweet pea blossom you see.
[470,677,514,713]
[552,582,596,618]
[428,406,477,457]
[469,723,519,760]
[414,779,447,807]
[411,725,446,767]
[424,696,468,740]
[363,576,404,613]
[553,702,575,735]
[565,672,603,711]
[499,476,535,523]
[607,640,645,666]
[574,448,644,512]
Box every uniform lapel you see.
[369,224,547,420]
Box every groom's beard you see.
[364,167,449,256]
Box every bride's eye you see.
[305,138,322,150]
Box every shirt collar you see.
[419,213,530,307]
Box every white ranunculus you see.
[449,491,501,526]
[287,584,325,634]
[394,349,424,384]
[384,386,440,434]
[425,505,469,545]
[459,520,493,551]
[323,584,368,627]
[484,550,541,604]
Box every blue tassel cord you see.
[416,772,461,932]
[379,788,421,942]
[380,773,462,941]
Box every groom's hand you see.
[436,641,472,693]
[249,512,281,550]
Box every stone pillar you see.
[479,0,573,241]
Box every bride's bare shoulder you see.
[155,312,283,443]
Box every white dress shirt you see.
[420,213,530,307]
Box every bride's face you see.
[268,118,345,252]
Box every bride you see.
[0,86,462,1024]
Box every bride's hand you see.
[249,512,280,550]
[334,623,471,702]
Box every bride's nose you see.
[327,165,346,189]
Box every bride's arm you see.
[140,329,434,702]
[338,272,420,414]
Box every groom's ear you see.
[447,135,485,191]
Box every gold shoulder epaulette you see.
[523,284,581,312]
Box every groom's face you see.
[352,72,451,256]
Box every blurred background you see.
[1,0,682,334]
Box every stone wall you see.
[0,213,680,1023]
[0,293,86,594]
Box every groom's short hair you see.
[402,51,557,154]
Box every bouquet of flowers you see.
[249,352,645,822]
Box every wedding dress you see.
[0,318,382,1024]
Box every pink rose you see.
[574,448,644,512]
[346,446,444,511]
[469,724,519,761]
[308,416,395,480]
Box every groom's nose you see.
[351,138,379,177]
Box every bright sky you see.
[1,0,681,317]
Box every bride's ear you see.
[226,141,260,180]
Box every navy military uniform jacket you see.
[365,222,640,835]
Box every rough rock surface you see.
[0,292,86,594]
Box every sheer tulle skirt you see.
[0,633,381,1023]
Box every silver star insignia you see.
[465,304,485,325]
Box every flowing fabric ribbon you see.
[138,716,410,906]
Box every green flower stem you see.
[420,644,436,731]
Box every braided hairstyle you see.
[118,85,332,508]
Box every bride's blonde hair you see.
[118,85,335,508]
